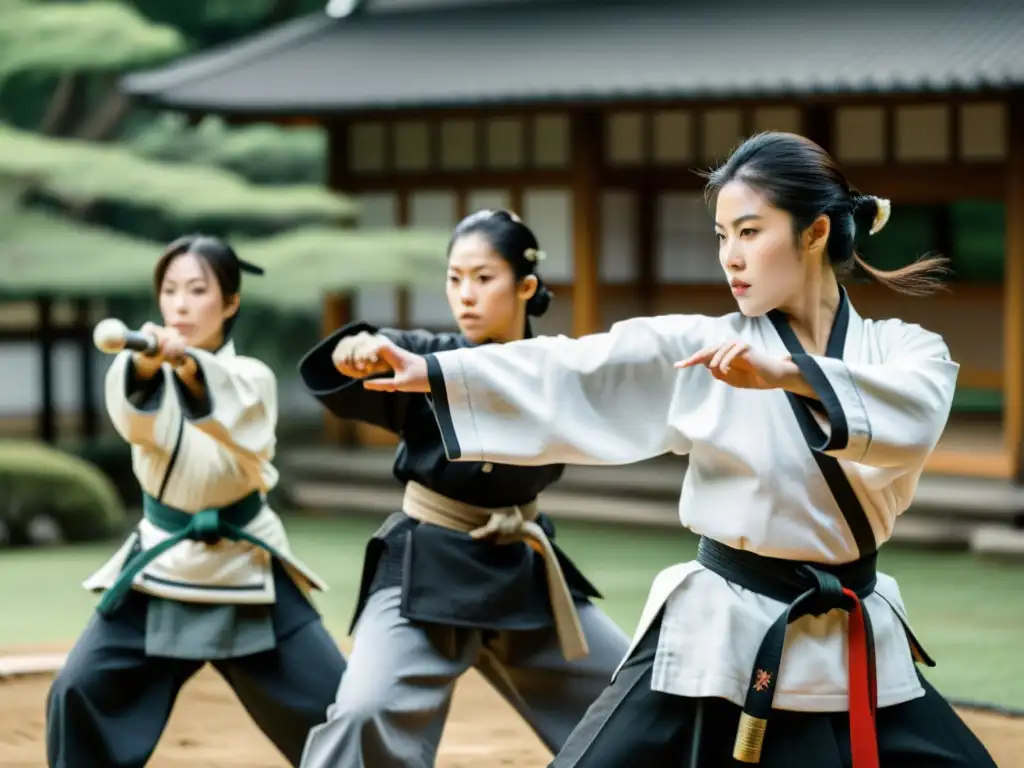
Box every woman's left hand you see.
[675,341,796,390]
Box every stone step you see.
[288,480,989,550]
[970,525,1024,560]
[280,449,1024,525]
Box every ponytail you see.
[850,195,950,297]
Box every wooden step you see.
[888,516,973,550]
[280,449,1024,524]
[970,526,1024,560]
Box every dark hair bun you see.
[526,280,553,317]
[852,196,878,236]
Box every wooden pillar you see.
[1004,93,1024,482]
[322,119,356,446]
[75,298,99,441]
[570,111,602,338]
[395,189,411,329]
[38,296,56,444]
[321,292,354,446]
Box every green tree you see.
[0,0,447,306]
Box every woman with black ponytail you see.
[360,135,998,767]
[298,210,629,768]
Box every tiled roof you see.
[122,0,1024,114]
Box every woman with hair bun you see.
[298,210,630,768]
[363,135,998,767]
[46,235,347,768]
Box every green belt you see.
[97,490,283,617]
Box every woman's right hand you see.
[361,344,430,394]
[332,332,397,379]
[132,323,187,376]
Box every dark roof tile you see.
[122,0,1024,113]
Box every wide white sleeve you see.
[104,351,181,451]
[791,321,958,470]
[180,350,278,460]
[426,315,701,466]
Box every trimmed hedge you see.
[0,440,127,545]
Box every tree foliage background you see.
[0,0,445,375]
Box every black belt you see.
[697,537,879,767]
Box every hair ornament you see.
[524,248,546,263]
[869,197,891,236]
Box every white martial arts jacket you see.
[424,294,958,712]
[84,341,325,604]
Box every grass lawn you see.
[2,513,1022,708]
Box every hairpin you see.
[869,198,891,236]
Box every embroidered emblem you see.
[753,669,772,693]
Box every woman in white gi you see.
[297,210,630,768]
[46,235,346,767]
[359,134,998,767]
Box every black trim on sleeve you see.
[297,321,380,398]
[125,358,165,412]
[425,353,462,460]
[171,360,212,421]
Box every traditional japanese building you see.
[123,0,1024,479]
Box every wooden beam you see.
[0,326,81,343]
[320,292,353,447]
[958,368,1004,391]
[336,165,1005,205]
[343,169,571,192]
[1004,92,1024,482]
[924,449,1013,479]
[211,88,1014,126]
[846,164,1005,203]
[570,111,602,338]
[602,164,1006,203]
[542,279,1001,307]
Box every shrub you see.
[0,440,127,545]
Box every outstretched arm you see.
[298,322,464,435]
[366,316,704,466]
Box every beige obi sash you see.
[402,480,588,662]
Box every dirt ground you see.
[2,659,1022,767]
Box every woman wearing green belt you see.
[45,235,346,767]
